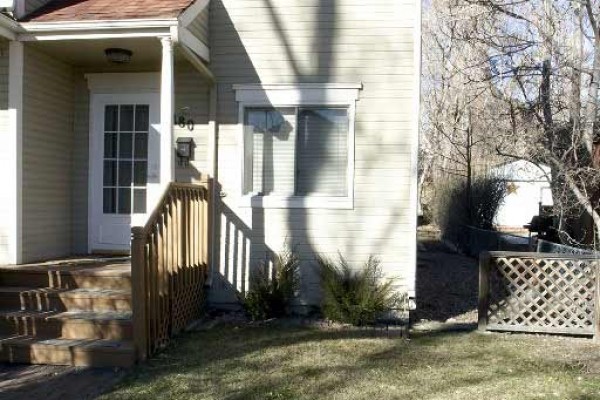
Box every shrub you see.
[318,255,400,326]
[243,249,300,320]
[434,174,507,243]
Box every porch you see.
[0,181,212,367]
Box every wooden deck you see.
[0,257,135,367]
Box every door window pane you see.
[103,188,116,213]
[135,105,149,132]
[133,189,147,213]
[103,103,151,215]
[103,161,117,186]
[119,132,133,158]
[118,188,131,214]
[104,132,117,158]
[120,105,134,131]
[118,161,132,186]
[105,106,118,132]
[133,161,147,186]
[134,132,148,159]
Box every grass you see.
[102,325,600,400]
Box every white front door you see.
[89,93,161,252]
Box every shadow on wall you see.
[180,0,412,310]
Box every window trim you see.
[235,84,361,209]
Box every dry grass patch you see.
[102,325,600,400]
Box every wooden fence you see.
[131,180,212,360]
[479,251,600,337]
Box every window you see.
[102,104,149,215]
[244,107,349,199]
[235,83,361,209]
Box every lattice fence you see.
[479,252,600,336]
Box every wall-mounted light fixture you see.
[176,137,195,166]
[105,48,133,64]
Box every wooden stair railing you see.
[131,179,212,361]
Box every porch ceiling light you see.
[105,48,133,64]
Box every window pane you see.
[103,188,116,214]
[134,132,148,159]
[244,108,296,196]
[118,188,131,214]
[105,105,118,131]
[135,105,149,131]
[103,161,117,186]
[134,161,147,186]
[296,108,349,196]
[104,132,117,158]
[133,189,147,213]
[119,132,133,158]
[120,105,134,131]
[118,161,132,186]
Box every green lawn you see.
[102,325,600,400]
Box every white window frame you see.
[234,83,361,209]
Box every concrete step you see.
[0,336,135,367]
[0,261,131,291]
[0,310,133,340]
[0,287,132,313]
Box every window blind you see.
[296,108,349,197]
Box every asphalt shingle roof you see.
[21,0,195,22]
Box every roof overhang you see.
[17,19,209,63]
[0,14,19,40]
[0,0,211,70]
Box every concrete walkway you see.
[0,363,125,400]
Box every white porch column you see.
[1,41,24,264]
[160,36,175,185]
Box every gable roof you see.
[21,0,196,23]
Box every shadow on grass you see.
[101,326,600,400]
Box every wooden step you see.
[0,287,132,313]
[0,310,133,340]
[0,336,135,367]
[0,261,131,291]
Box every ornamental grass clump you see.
[243,248,300,320]
[318,254,399,326]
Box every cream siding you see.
[0,41,11,264]
[209,0,418,307]
[21,45,75,262]
[174,61,211,182]
[187,7,210,48]
[71,72,89,255]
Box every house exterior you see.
[0,0,421,311]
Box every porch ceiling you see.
[28,37,163,71]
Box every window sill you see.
[239,195,354,210]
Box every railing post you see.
[131,227,148,362]
[478,252,491,332]
[595,261,600,342]
[206,177,214,271]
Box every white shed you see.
[492,160,553,229]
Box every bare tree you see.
[423,0,600,246]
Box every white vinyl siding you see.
[210,0,418,307]
[21,45,75,262]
